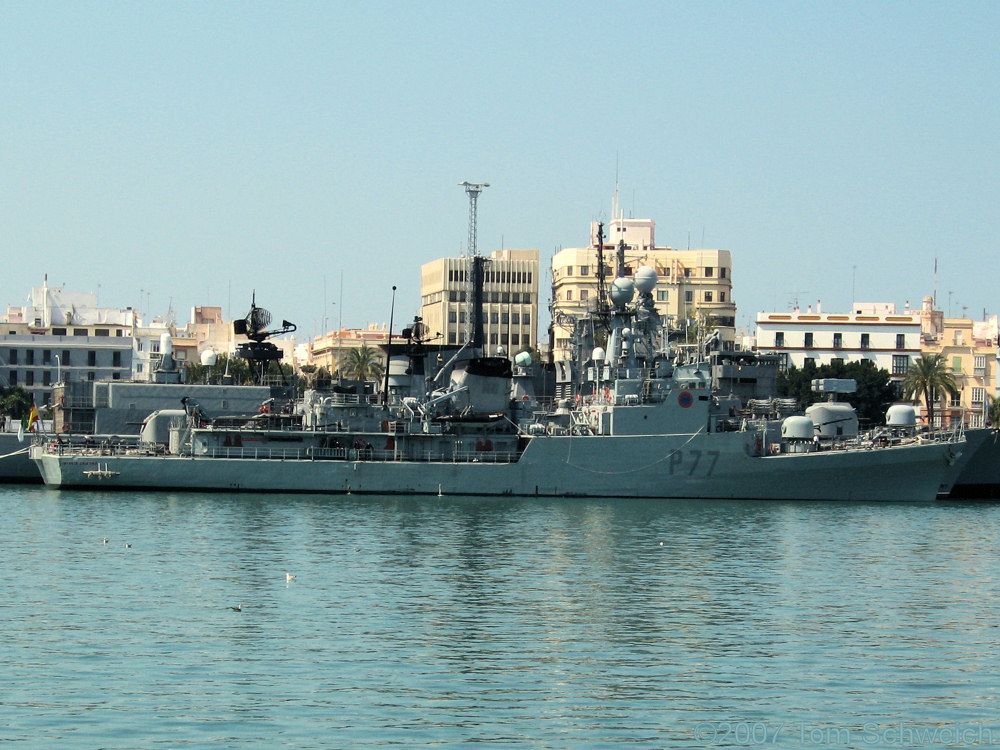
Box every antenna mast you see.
[459,181,490,348]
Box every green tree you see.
[900,353,958,427]
[341,345,384,382]
[0,386,33,420]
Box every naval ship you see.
[31,231,965,500]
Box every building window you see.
[512,312,520,324]
[892,355,909,375]
[720,292,726,302]
[970,413,985,429]
[720,267,727,279]
[566,266,573,276]
[26,371,34,386]
[26,350,35,365]
[804,332,814,348]
[113,352,122,367]
[657,290,668,302]
[8,371,16,386]
[43,371,51,386]
[580,290,588,302]
[9,350,17,365]
[43,350,51,364]
[95,328,109,337]
[448,311,457,324]
[954,330,964,346]
[88,351,97,366]
[579,265,589,276]
[895,334,905,350]
[52,327,66,336]
[523,313,530,325]
[972,387,986,406]
[490,312,499,324]
[501,312,509,324]
[950,391,962,408]
[62,350,71,365]
[685,291,694,303]
[833,333,843,349]
[511,334,519,346]
[88,372,96,381]
[953,356,962,373]
[566,290,573,301]
[73,328,87,336]
[489,333,497,345]
[775,332,785,347]
[974,355,987,376]
[860,333,870,349]
[704,267,714,277]
[684,268,692,278]
[704,291,713,302]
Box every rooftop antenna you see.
[933,257,938,309]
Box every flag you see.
[20,403,40,441]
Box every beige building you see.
[307,324,402,375]
[550,217,735,360]
[917,296,998,429]
[420,248,539,353]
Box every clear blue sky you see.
[3,1,998,341]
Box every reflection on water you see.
[1,486,998,747]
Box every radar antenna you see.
[233,291,297,386]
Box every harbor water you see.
[2,485,999,748]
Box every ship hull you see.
[33,432,960,502]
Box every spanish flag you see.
[18,403,40,441]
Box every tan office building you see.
[420,249,540,354]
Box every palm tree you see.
[901,353,959,427]
[342,344,384,382]
[988,395,1000,429]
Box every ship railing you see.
[176,444,520,463]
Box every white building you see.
[755,302,922,381]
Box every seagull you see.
[124,543,132,549]
[103,538,108,545]
[285,573,296,584]
[229,603,242,612]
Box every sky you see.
[3,1,998,343]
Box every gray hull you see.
[949,429,1000,498]
[0,433,40,483]
[33,431,960,502]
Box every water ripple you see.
[1,488,999,747]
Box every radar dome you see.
[634,266,657,293]
[609,277,635,308]
[200,349,217,366]
[514,351,533,367]
[160,332,173,356]
[886,404,917,426]
[781,415,815,440]
[591,347,606,361]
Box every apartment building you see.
[420,248,539,354]
[755,301,922,384]
[1,281,135,406]
[918,297,998,428]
